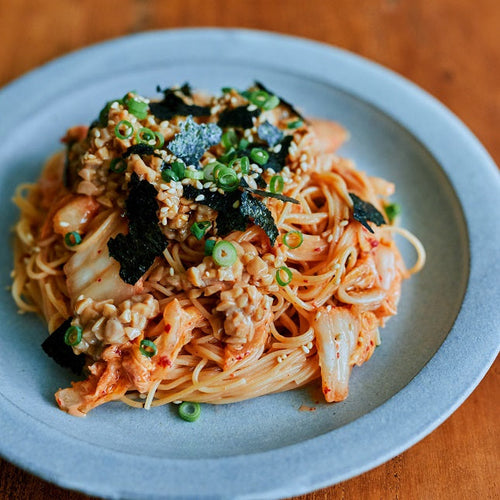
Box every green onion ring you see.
[178,401,201,422]
[154,132,165,148]
[109,158,127,173]
[262,94,280,111]
[212,241,238,267]
[184,169,204,180]
[125,96,149,119]
[216,167,239,192]
[114,120,133,140]
[64,231,82,246]
[270,174,284,194]
[250,148,269,166]
[221,129,238,149]
[229,156,250,174]
[64,325,83,346]
[276,266,293,286]
[204,239,216,256]
[283,230,304,249]
[136,127,156,145]
[139,339,157,357]
[190,221,211,240]
[287,119,303,129]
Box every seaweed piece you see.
[150,87,210,121]
[108,173,168,284]
[350,193,386,233]
[240,191,279,245]
[168,117,222,165]
[41,318,85,375]
[179,82,193,97]
[257,121,283,147]
[245,188,300,205]
[218,106,261,129]
[265,135,294,172]
[123,144,162,159]
[255,81,306,121]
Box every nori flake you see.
[217,106,261,129]
[150,87,210,121]
[350,193,386,233]
[108,173,168,284]
[240,191,279,245]
[122,144,163,158]
[264,135,293,172]
[41,318,85,375]
[255,81,306,121]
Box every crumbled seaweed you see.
[150,87,210,121]
[254,81,306,121]
[108,174,168,284]
[240,191,279,245]
[179,82,193,97]
[257,121,284,147]
[350,193,386,233]
[168,116,222,165]
[123,144,163,158]
[41,318,85,375]
[264,135,294,172]
[217,106,261,129]
[245,188,300,205]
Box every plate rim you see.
[0,28,499,499]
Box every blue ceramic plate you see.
[0,29,498,499]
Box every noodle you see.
[11,84,425,416]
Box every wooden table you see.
[0,1,498,498]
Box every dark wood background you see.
[0,1,498,499]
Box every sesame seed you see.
[306,342,313,349]
[340,220,349,227]
[327,234,334,243]
[169,267,175,276]
[326,305,332,312]
[232,200,240,208]
[195,194,205,202]
[247,104,258,111]
[302,345,310,354]
[277,356,282,363]
[273,144,282,153]
[195,181,203,189]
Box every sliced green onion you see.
[98,100,120,127]
[136,127,156,145]
[221,87,233,94]
[219,148,237,165]
[261,94,280,111]
[239,138,249,150]
[139,339,157,357]
[283,230,303,249]
[190,221,211,240]
[276,266,293,286]
[203,161,225,181]
[125,96,149,119]
[270,174,284,194]
[384,202,401,223]
[287,119,303,129]
[154,132,165,148]
[229,156,250,174]
[64,231,82,246]
[114,120,134,140]
[248,90,270,107]
[64,325,82,346]
[161,168,178,182]
[250,148,269,166]
[178,401,201,422]
[221,129,238,149]
[109,158,127,173]
[172,161,186,180]
[204,239,216,256]
[212,241,237,267]
[184,168,204,180]
[215,166,239,192]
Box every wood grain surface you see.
[0,1,498,499]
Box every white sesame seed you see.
[302,345,310,354]
[277,356,283,363]
[195,194,205,202]
[340,220,349,227]
[326,305,332,312]
[306,342,313,349]
[169,267,175,276]
[195,181,203,189]
[232,200,240,208]
[273,144,282,153]
[327,234,334,243]
[247,104,258,111]
[160,183,169,190]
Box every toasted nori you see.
[350,193,386,233]
[217,106,261,129]
[150,87,210,121]
[41,318,85,375]
[240,191,279,245]
[108,173,168,284]
[264,135,294,172]
[123,144,162,159]
[254,81,306,121]
[245,188,300,205]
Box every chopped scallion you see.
[276,266,293,286]
[221,129,238,149]
[125,96,149,119]
[261,94,280,111]
[203,161,225,181]
[136,127,156,145]
[283,230,303,249]
[64,325,82,346]
[139,339,157,357]
[178,401,201,422]
[184,168,204,180]
[190,221,211,240]
[270,174,284,194]
[155,132,165,148]
[287,119,303,129]
[172,161,186,180]
[114,120,134,140]
[250,148,269,166]
[384,202,401,223]
[229,156,250,174]
[212,240,237,267]
[204,239,216,256]
[109,158,127,173]
[215,166,239,192]
[64,231,82,246]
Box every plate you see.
[0,29,498,499]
